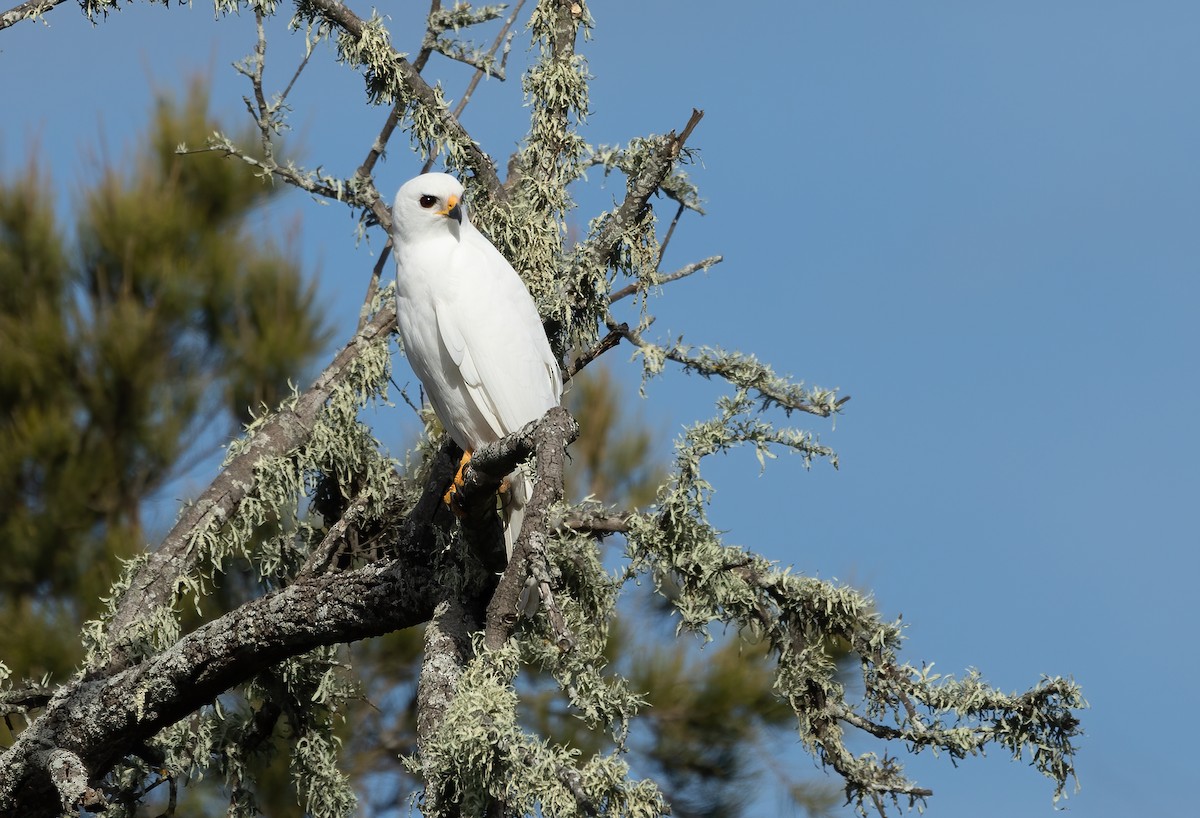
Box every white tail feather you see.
[501,468,533,559]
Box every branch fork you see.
[445,406,580,650]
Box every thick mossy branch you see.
[50,295,403,818]
[143,648,360,818]
[0,555,443,818]
[93,301,399,672]
[482,407,580,649]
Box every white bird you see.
[391,172,563,558]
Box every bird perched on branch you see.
[391,172,563,558]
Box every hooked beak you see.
[439,194,463,224]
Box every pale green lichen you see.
[616,388,1082,814]
[81,281,396,814]
[51,2,1083,816]
[414,639,667,818]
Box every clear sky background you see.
[3,2,1197,817]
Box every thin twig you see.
[556,511,632,537]
[396,383,423,417]
[453,0,526,118]
[879,662,927,732]
[608,255,723,304]
[413,0,443,73]
[677,108,704,144]
[358,104,404,182]
[564,322,625,381]
[248,9,274,162]
[422,0,528,174]
[533,562,576,651]
[296,492,371,579]
[655,200,686,264]
[279,47,313,105]
[303,0,503,197]
[188,139,392,230]
[435,43,510,78]
[358,240,393,332]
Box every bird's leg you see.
[443,449,472,514]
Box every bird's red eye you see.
[419,195,437,209]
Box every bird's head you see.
[392,172,465,242]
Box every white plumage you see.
[391,172,562,557]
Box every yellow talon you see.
[443,450,472,513]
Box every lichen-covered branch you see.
[190,132,393,231]
[0,0,67,31]
[293,0,504,196]
[0,553,441,818]
[422,3,509,74]
[101,303,398,671]
[613,319,846,418]
[556,508,633,538]
[0,681,53,717]
[479,406,579,649]
[620,397,1084,814]
[555,109,705,353]
[447,0,526,121]
[608,254,723,304]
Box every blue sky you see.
[3,2,1197,816]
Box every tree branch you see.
[191,136,393,232]
[0,550,440,817]
[103,303,398,670]
[608,255,723,304]
[451,0,525,120]
[358,104,404,183]
[412,0,442,73]
[298,0,503,199]
[565,109,704,319]
[564,322,626,381]
[357,240,393,333]
[415,597,480,782]
[609,318,844,417]
[0,683,53,716]
[555,510,632,538]
[0,0,66,32]
[480,406,579,650]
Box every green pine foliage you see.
[0,83,329,680]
